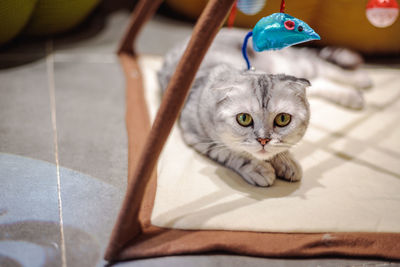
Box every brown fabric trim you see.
[120,54,150,184]
[104,54,150,261]
[105,0,163,260]
[121,229,400,261]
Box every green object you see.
[0,0,38,45]
[24,0,100,35]
[0,0,99,45]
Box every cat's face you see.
[212,72,310,160]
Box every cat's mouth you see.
[252,148,275,160]
[256,149,267,154]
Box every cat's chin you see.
[249,150,276,161]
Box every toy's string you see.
[228,1,238,28]
[242,31,253,70]
[280,0,285,13]
[241,0,286,70]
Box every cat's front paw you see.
[271,152,302,182]
[239,161,276,187]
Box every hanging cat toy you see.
[231,0,321,70]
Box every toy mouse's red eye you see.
[284,20,295,30]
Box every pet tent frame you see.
[105,0,400,262]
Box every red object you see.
[366,0,399,27]
[284,20,295,30]
[228,1,238,28]
[280,0,286,13]
[366,0,398,9]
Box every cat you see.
[157,28,371,187]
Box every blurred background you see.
[1,0,400,56]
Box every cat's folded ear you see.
[277,74,311,94]
[293,77,311,88]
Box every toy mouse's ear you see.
[284,20,295,30]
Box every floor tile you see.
[137,15,193,55]
[60,167,122,267]
[53,12,193,57]
[53,11,130,56]
[0,153,62,267]
[53,60,127,189]
[0,153,123,267]
[115,255,393,267]
[0,59,54,163]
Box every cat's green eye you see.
[236,113,253,127]
[274,113,291,127]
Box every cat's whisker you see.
[274,141,298,147]
[272,143,292,147]
[213,145,229,150]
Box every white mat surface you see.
[141,56,400,233]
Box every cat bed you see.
[105,0,400,262]
[149,56,400,234]
[142,55,400,254]
[107,56,400,261]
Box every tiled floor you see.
[0,3,398,267]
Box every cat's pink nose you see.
[257,137,270,146]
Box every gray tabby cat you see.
[158,28,371,187]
